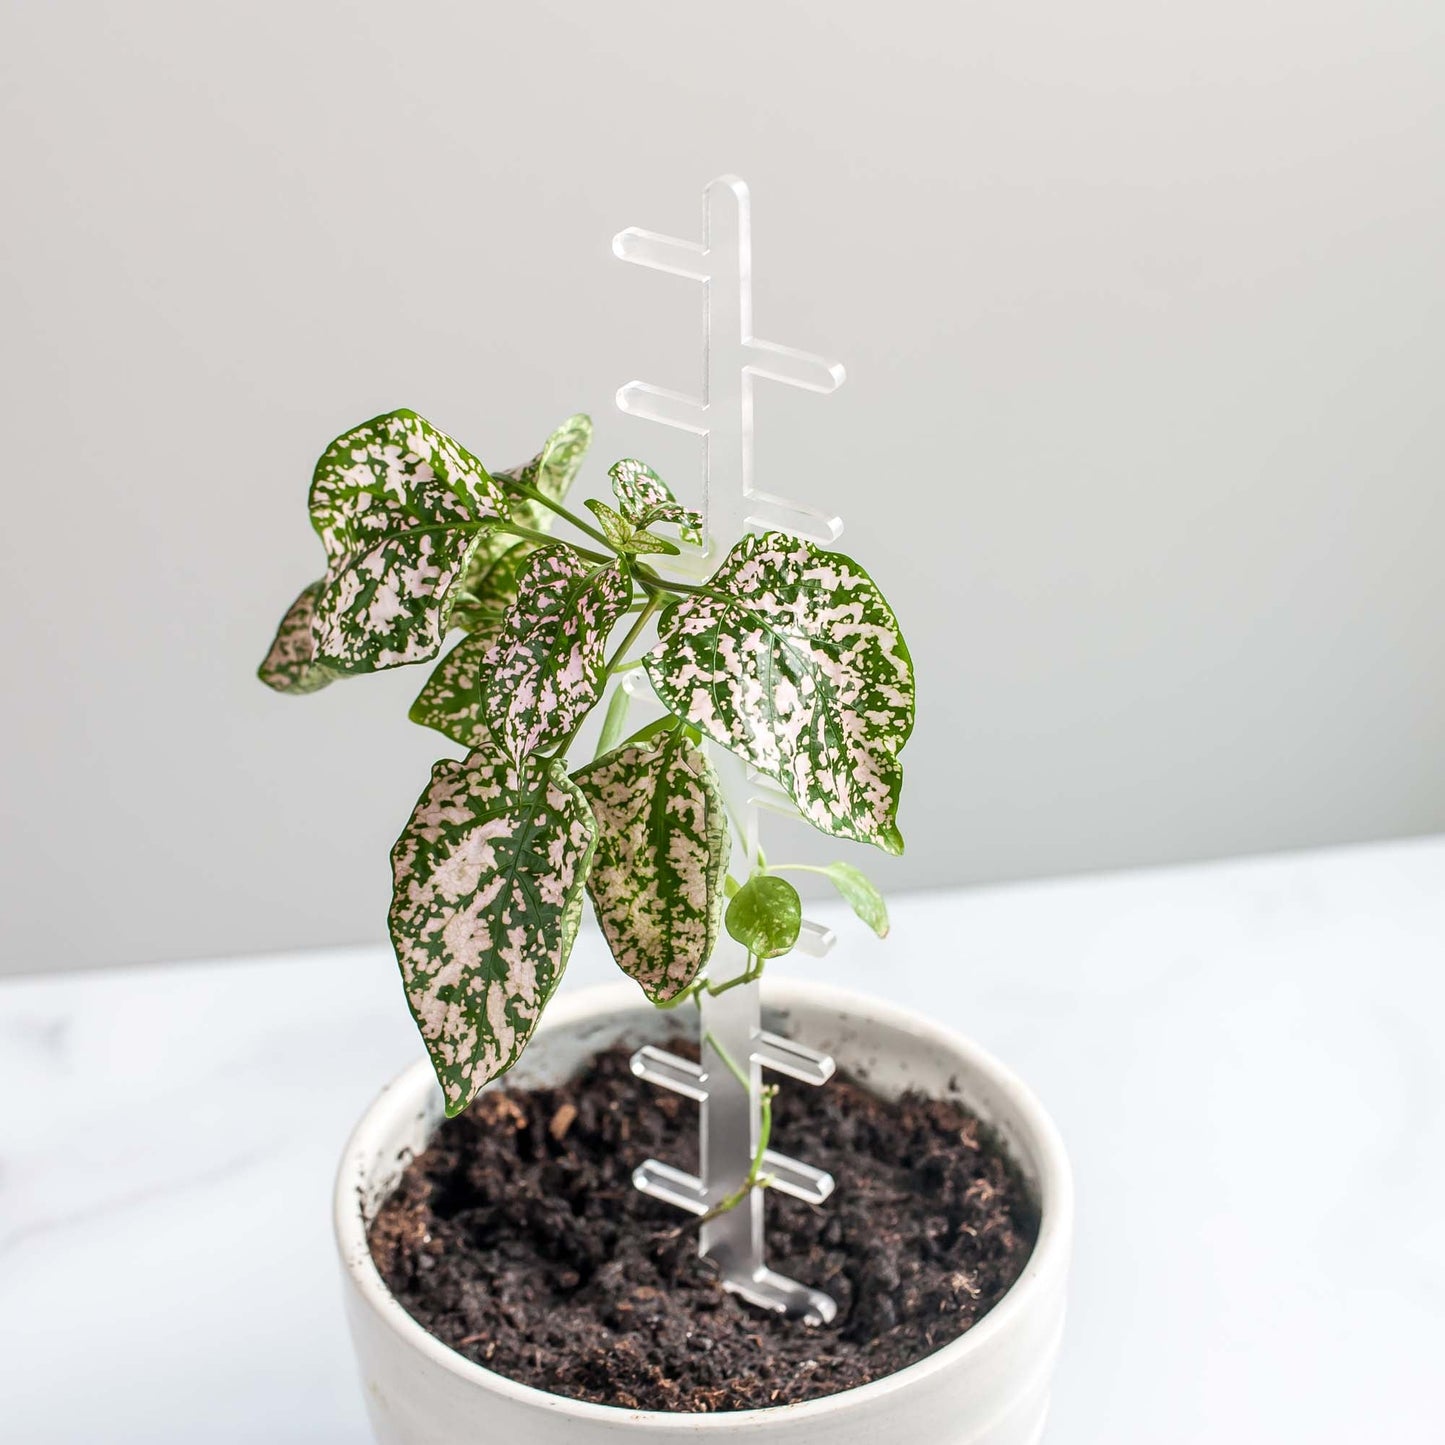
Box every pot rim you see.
[335,977,1072,1429]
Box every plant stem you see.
[493,522,612,566]
[513,481,615,551]
[658,952,764,1012]
[694,1029,776,1223]
[498,499,723,611]
[703,1030,750,1091]
[704,959,764,998]
[604,595,660,676]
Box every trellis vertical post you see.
[615,176,844,1321]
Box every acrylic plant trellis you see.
[614,175,846,1324]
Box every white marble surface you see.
[2,837,1442,1442]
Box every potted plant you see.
[260,409,1071,1443]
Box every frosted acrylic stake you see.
[615,176,845,1323]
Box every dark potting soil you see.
[368,1042,1039,1413]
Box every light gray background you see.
[2,1,1442,975]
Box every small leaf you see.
[584,499,635,549]
[609,459,703,546]
[584,498,680,557]
[818,862,889,938]
[389,747,597,1116]
[308,410,504,674]
[480,545,631,761]
[725,875,802,959]
[572,732,728,1002]
[644,531,914,854]
[258,580,336,694]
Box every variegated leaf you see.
[409,622,505,750]
[584,499,680,557]
[308,410,504,674]
[644,532,914,854]
[494,412,592,532]
[450,415,594,627]
[449,540,530,634]
[258,580,335,694]
[389,747,597,1116]
[609,459,703,546]
[572,730,728,1002]
[481,545,631,761]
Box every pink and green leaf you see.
[257,580,335,695]
[572,731,728,1002]
[608,459,703,547]
[449,540,532,635]
[493,412,592,532]
[480,546,631,761]
[450,414,594,630]
[644,532,914,854]
[388,747,597,1116]
[307,410,504,674]
[409,622,505,750]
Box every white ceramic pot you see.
[335,980,1072,1444]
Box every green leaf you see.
[481,544,631,761]
[584,499,681,557]
[389,747,597,1116]
[449,540,530,634]
[572,732,728,1002]
[817,862,889,938]
[724,875,802,959]
[258,580,336,695]
[615,714,688,751]
[584,498,630,547]
[409,622,504,749]
[609,459,703,546]
[592,681,634,760]
[451,413,594,631]
[308,410,504,674]
[494,413,592,530]
[458,414,595,601]
[644,532,914,854]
